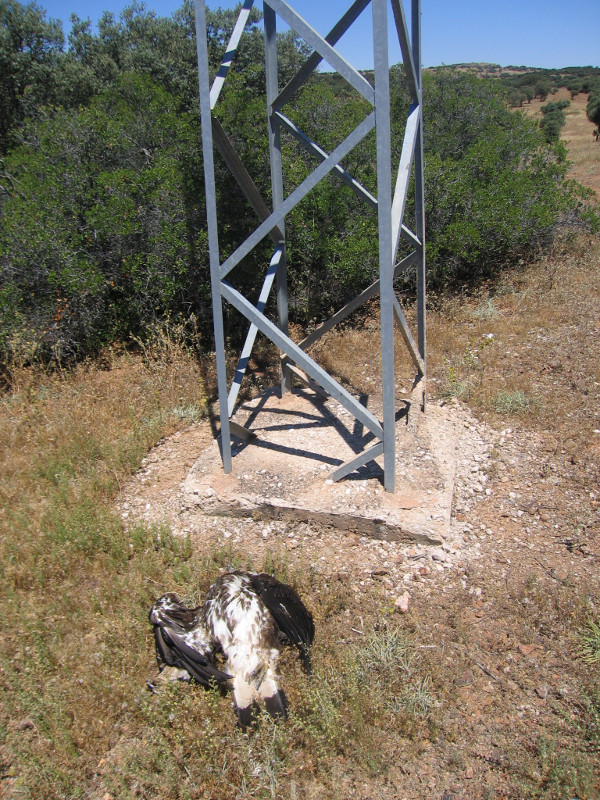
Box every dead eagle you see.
[149,571,314,728]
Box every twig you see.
[111,468,122,494]
[533,556,572,585]
[350,628,365,636]
[473,660,500,682]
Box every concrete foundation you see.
[182,388,461,545]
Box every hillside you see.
[520,87,600,196]
[1,84,599,799]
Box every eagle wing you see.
[149,595,231,688]
[249,573,315,673]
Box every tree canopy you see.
[0,1,597,370]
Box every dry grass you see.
[521,88,600,197]
[1,109,600,797]
[0,327,439,800]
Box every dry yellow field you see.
[522,87,600,196]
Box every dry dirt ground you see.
[521,88,600,196]
[114,103,600,798]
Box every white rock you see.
[394,592,411,613]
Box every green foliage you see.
[0,0,64,153]
[568,79,583,98]
[508,88,527,108]
[420,72,580,285]
[523,84,535,103]
[587,80,600,130]
[539,99,570,143]
[492,389,537,414]
[577,620,600,664]
[0,74,209,364]
[535,79,551,101]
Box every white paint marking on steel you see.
[210,0,255,109]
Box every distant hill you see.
[427,63,600,86]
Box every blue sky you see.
[41,0,600,70]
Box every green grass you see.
[492,389,537,414]
[578,620,600,665]
[0,345,439,800]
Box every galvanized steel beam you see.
[195,0,426,491]
[218,111,376,279]
[210,0,255,109]
[267,0,375,105]
[390,0,419,102]
[227,246,283,415]
[412,0,427,395]
[372,0,396,492]
[264,4,291,393]
[393,294,425,375]
[330,441,385,483]
[195,0,231,471]
[391,102,420,262]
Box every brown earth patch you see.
[520,88,600,196]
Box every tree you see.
[539,100,569,143]
[535,79,550,101]
[587,87,600,132]
[0,0,64,153]
[0,75,210,364]
[568,79,583,99]
[509,88,526,107]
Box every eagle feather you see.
[149,572,314,728]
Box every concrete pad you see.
[183,388,460,544]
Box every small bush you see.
[492,389,536,414]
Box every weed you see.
[577,619,600,665]
[492,389,536,414]
[440,364,472,400]
[262,546,290,581]
[471,297,499,320]
[170,401,207,424]
[353,627,414,683]
[299,669,346,757]
[524,735,599,800]
[388,675,433,719]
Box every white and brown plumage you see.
[149,571,314,729]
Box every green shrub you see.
[0,74,210,365]
[0,31,596,368]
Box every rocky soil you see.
[118,397,498,600]
[117,372,599,797]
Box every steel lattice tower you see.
[195,0,426,492]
